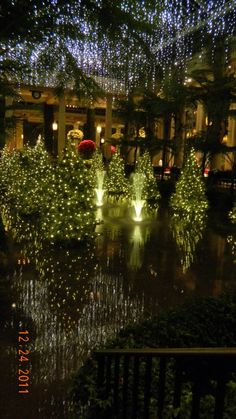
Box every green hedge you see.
[70,292,236,418]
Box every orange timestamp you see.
[18,330,30,394]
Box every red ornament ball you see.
[78,140,96,153]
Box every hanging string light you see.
[2,1,236,93]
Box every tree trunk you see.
[174,107,185,168]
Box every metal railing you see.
[94,348,236,419]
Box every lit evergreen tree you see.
[17,141,53,216]
[135,151,160,202]
[105,151,128,196]
[42,148,95,242]
[0,146,19,203]
[170,148,208,219]
[0,141,53,229]
[0,146,21,229]
[91,149,104,172]
[170,148,208,271]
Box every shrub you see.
[70,292,236,418]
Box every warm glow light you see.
[100,138,105,144]
[96,125,102,134]
[131,172,146,222]
[52,121,58,131]
[132,200,145,222]
[222,135,228,143]
[94,170,106,207]
[95,188,105,206]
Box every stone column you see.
[58,93,66,156]
[195,102,206,165]
[196,102,205,132]
[151,118,162,166]
[44,104,54,154]
[104,94,113,160]
[4,96,14,148]
[16,120,24,149]
[227,111,236,170]
[174,110,186,168]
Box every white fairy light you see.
[2,1,236,93]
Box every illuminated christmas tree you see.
[90,149,105,187]
[91,149,104,173]
[19,141,53,216]
[0,141,53,230]
[0,147,21,229]
[135,151,160,203]
[105,151,128,196]
[42,148,95,243]
[170,149,208,271]
[0,146,19,204]
[170,148,208,219]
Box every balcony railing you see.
[94,348,236,419]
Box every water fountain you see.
[131,172,145,222]
[95,170,106,206]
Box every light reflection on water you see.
[0,205,236,418]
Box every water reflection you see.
[8,231,145,417]
[1,206,236,418]
[227,235,236,263]
[14,264,145,384]
[127,224,151,270]
[170,209,207,273]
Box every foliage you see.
[188,132,236,167]
[230,204,236,224]
[169,148,208,274]
[0,141,53,226]
[67,129,84,142]
[78,140,96,159]
[135,151,160,203]
[171,207,207,273]
[228,203,236,263]
[105,151,128,196]
[0,143,96,243]
[0,1,158,99]
[186,37,236,171]
[170,148,208,219]
[90,149,106,193]
[42,148,95,242]
[71,292,236,418]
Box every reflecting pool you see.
[0,203,235,418]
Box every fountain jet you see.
[95,170,106,206]
[132,173,145,222]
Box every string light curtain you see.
[2,0,236,94]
